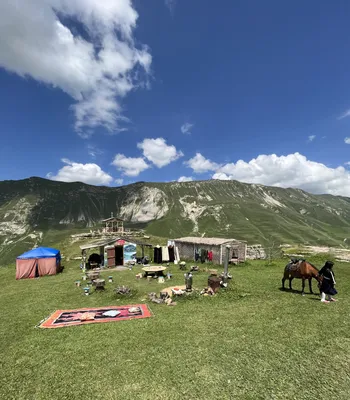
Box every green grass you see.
[1,258,350,399]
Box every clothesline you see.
[195,248,213,263]
[153,245,176,264]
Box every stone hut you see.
[173,237,247,265]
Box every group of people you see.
[318,260,337,303]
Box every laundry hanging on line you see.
[161,246,169,262]
[153,246,162,264]
[168,246,175,262]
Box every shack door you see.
[115,246,124,266]
[107,247,115,267]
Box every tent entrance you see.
[35,263,39,278]
[115,246,124,266]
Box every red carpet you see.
[39,304,152,328]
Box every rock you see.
[114,286,131,295]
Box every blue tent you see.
[17,247,61,260]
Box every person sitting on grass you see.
[319,261,337,303]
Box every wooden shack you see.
[80,237,152,269]
[173,237,247,265]
[102,214,124,234]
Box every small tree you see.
[265,239,282,264]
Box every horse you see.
[281,259,320,295]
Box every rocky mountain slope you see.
[1,177,350,263]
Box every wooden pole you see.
[82,250,86,273]
[223,245,230,284]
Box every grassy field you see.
[1,257,350,400]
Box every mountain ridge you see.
[1,177,350,264]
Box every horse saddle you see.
[287,260,301,272]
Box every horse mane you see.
[303,260,319,272]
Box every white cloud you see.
[345,162,350,166]
[181,122,194,134]
[185,153,220,174]
[165,0,176,13]
[338,109,350,120]
[212,152,350,197]
[111,154,149,177]
[137,138,183,168]
[0,0,151,136]
[87,144,103,158]
[345,137,350,144]
[47,158,113,185]
[115,178,124,185]
[308,135,316,142]
[178,176,193,182]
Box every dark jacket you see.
[319,263,337,295]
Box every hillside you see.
[1,177,350,263]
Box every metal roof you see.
[79,236,153,251]
[80,237,119,250]
[102,217,124,222]
[173,237,245,245]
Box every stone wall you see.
[174,242,222,264]
[223,241,247,262]
[174,240,247,264]
[246,244,266,260]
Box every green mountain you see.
[1,177,350,264]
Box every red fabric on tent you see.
[16,259,37,280]
[37,258,57,276]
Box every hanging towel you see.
[195,249,199,262]
[175,246,180,262]
[200,249,207,264]
[154,246,162,264]
[168,246,175,262]
[162,246,169,262]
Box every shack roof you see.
[79,236,153,251]
[102,217,124,222]
[80,237,118,250]
[174,237,246,245]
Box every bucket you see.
[75,280,81,287]
[83,287,90,296]
[108,276,113,283]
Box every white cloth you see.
[161,246,169,262]
[103,310,120,317]
[330,271,336,285]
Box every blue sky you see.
[1,0,350,195]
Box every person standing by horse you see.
[319,261,337,303]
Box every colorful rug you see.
[38,304,152,329]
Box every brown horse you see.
[282,260,320,295]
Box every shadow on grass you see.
[278,287,317,296]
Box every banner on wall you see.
[124,243,136,261]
